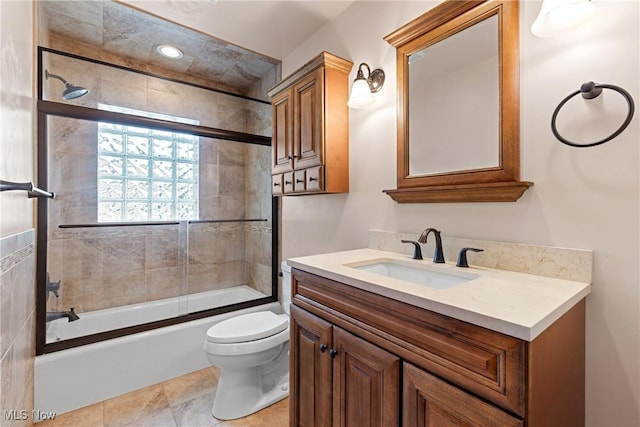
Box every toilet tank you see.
[281,261,292,315]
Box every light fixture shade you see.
[347,78,374,109]
[531,0,595,37]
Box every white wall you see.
[281,1,640,425]
[0,0,35,237]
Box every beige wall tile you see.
[145,229,180,269]
[218,260,246,288]
[146,266,184,301]
[186,263,218,294]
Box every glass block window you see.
[97,104,199,222]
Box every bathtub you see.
[34,286,280,417]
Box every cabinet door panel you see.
[291,305,333,427]
[333,327,400,427]
[403,363,522,427]
[272,89,293,174]
[294,68,323,169]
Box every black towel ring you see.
[551,81,635,148]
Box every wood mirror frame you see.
[383,0,533,203]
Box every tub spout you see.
[46,307,80,322]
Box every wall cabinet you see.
[268,52,352,195]
[290,268,586,426]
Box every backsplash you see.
[369,230,593,283]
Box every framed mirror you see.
[383,0,532,203]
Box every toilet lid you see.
[206,311,288,344]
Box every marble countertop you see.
[287,248,591,341]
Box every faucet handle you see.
[456,247,484,268]
[46,273,61,298]
[401,240,423,260]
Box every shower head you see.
[45,69,89,100]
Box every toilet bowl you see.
[203,261,292,420]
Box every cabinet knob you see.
[309,177,318,182]
[287,155,298,160]
[285,180,292,185]
[319,344,328,353]
[296,179,304,184]
[273,182,280,187]
[329,348,338,358]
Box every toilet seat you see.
[206,311,288,344]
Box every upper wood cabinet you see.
[268,52,352,195]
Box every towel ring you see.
[551,81,635,148]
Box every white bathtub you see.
[35,286,280,417]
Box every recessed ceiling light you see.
[157,45,183,59]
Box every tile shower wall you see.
[45,54,273,314]
[0,231,36,427]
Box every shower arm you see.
[45,70,69,85]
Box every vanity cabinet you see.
[268,52,352,195]
[291,305,400,427]
[290,268,586,427]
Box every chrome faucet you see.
[46,307,80,322]
[417,228,445,263]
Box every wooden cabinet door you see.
[403,363,523,427]
[272,88,293,174]
[332,327,400,427]
[293,68,323,170]
[290,305,333,427]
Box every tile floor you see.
[37,367,289,427]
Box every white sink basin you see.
[347,259,479,289]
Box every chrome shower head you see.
[45,69,89,100]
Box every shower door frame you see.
[35,47,280,355]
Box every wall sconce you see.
[531,0,595,37]
[347,63,385,109]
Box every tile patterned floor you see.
[37,367,289,427]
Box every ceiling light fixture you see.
[531,0,596,37]
[156,44,184,59]
[347,63,385,109]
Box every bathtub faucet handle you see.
[46,273,61,298]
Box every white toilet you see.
[203,261,291,420]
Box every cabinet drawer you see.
[305,166,323,192]
[283,172,294,194]
[272,174,283,195]
[294,170,306,193]
[292,269,525,417]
